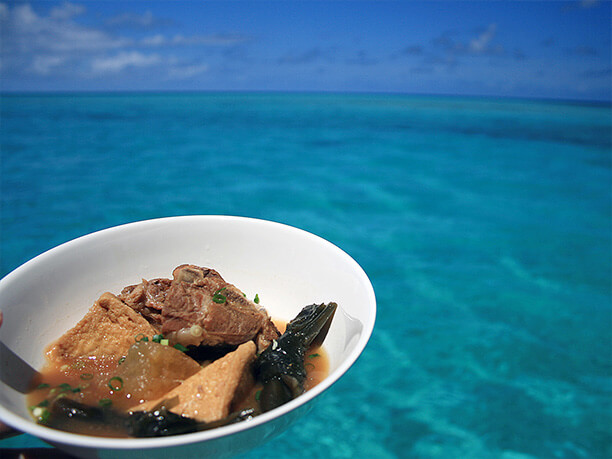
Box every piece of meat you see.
[255,317,282,354]
[130,341,256,423]
[46,292,158,363]
[164,265,280,351]
[118,278,171,330]
[118,265,280,352]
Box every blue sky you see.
[0,1,610,101]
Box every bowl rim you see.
[0,215,376,450]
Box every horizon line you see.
[1,88,610,106]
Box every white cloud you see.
[166,63,209,80]
[142,34,166,46]
[140,33,251,49]
[11,3,38,27]
[50,1,85,21]
[30,55,67,74]
[3,3,128,53]
[469,24,497,54]
[90,51,161,74]
[430,24,505,61]
[0,2,248,84]
[171,33,250,46]
[106,10,156,28]
[1,2,137,79]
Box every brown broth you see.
[27,318,330,437]
[27,356,131,437]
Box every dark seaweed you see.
[126,408,197,437]
[255,302,337,412]
[46,398,255,438]
[184,343,239,362]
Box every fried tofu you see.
[46,292,158,363]
[132,340,256,423]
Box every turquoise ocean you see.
[1,93,611,458]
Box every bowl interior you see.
[0,216,376,450]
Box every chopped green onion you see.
[152,334,164,343]
[36,383,50,390]
[108,376,124,391]
[254,294,260,304]
[72,387,81,393]
[57,383,73,392]
[80,373,93,380]
[98,398,112,407]
[255,390,261,401]
[212,287,227,304]
[308,353,320,359]
[31,406,50,424]
[174,343,188,352]
[160,339,169,346]
[118,356,126,365]
[37,399,50,407]
[134,333,148,342]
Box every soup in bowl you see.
[0,216,376,458]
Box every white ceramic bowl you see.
[0,216,376,458]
